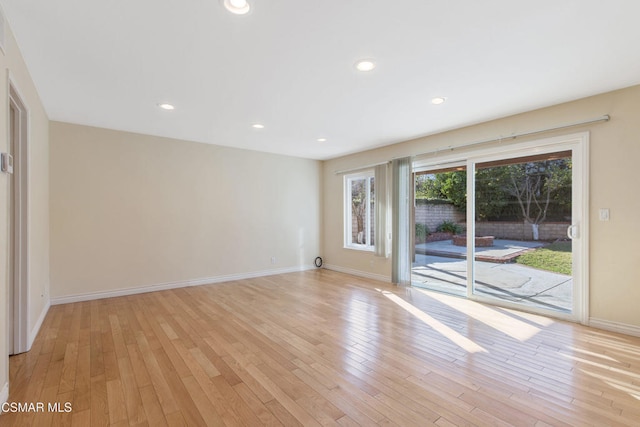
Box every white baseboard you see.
[0,382,8,407]
[323,264,390,283]
[28,300,51,349]
[50,265,314,305]
[589,318,640,338]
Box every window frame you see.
[344,170,375,251]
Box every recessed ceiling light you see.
[223,0,251,15]
[252,123,264,129]
[431,97,447,105]
[158,103,175,110]
[317,138,327,142]
[355,59,376,72]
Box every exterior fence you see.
[415,201,464,232]
[474,221,570,241]
[415,200,570,241]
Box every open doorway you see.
[8,83,29,355]
[412,164,468,297]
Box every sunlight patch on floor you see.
[495,306,556,327]
[562,346,620,363]
[580,369,640,401]
[562,353,640,381]
[416,288,541,342]
[376,289,487,354]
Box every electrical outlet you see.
[271,257,276,265]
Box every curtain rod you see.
[335,114,610,175]
[334,160,390,175]
[409,114,610,161]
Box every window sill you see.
[344,245,375,252]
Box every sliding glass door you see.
[412,134,588,321]
[471,151,574,313]
[412,165,468,297]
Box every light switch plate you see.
[599,208,610,221]
[1,152,13,174]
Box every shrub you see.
[415,223,430,242]
[436,220,463,235]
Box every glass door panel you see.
[472,151,573,313]
[412,166,468,297]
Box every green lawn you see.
[516,241,572,275]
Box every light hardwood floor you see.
[3,270,640,426]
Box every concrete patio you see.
[412,239,572,312]
[415,239,545,262]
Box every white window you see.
[344,171,375,251]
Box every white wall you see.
[50,122,322,300]
[0,16,50,402]
[323,85,640,331]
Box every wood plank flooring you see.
[2,270,640,426]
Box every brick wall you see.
[355,200,568,243]
[474,221,571,241]
[414,201,465,232]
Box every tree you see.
[414,158,572,240]
[416,170,509,219]
[350,177,375,244]
[504,159,571,240]
[351,180,367,243]
[438,171,467,210]
[415,171,466,207]
[415,174,440,199]
[475,168,512,220]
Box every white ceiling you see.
[2,1,640,160]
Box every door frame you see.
[8,77,30,355]
[413,132,589,323]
